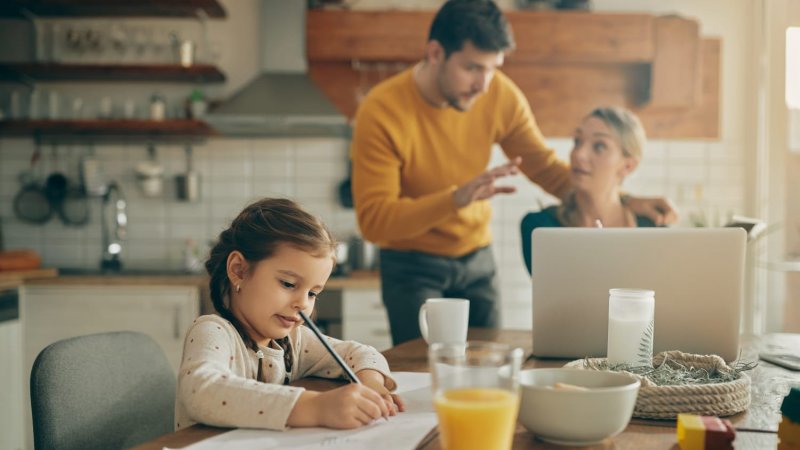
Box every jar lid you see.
[609,288,655,298]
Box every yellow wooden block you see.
[677,414,706,450]
[778,442,800,450]
[779,416,800,447]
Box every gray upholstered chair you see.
[30,331,176,450]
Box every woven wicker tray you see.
[564,350,751,419]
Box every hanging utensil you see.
[175,144,200,202]
[58,146,90,227]
[135,143,164,198]
[13,142,52,224]
[100,181,127,271]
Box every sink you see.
[58,267,202,277]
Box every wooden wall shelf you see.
[306,10,719,139]
[0,119,216,138]
[0,0,226,18]
[0,63,226,83]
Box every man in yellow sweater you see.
[351,0,676,345]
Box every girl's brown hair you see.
[206,198,336,347]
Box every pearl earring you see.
[235,284,241,293]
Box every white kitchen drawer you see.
[342,317,392,352]
[21,285,199,372]
[342,289,386,320]
[0,319,23,450]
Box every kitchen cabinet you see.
[306,10,720,139]
[21,284,199,371]
[315,283,391,352]
[0,319,24,450]
[19,283,200,450]
[341,288,391,351]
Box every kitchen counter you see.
[0,268,59,291]
[326,270,380,289]
[24,269,379,289]
[23,269,380,315]
[26,273,209,287]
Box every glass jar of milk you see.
[607,288,655,368]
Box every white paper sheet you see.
[171,372,437,450]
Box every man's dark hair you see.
[428,0,515,58]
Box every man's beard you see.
[444,89,478,112]
[437,70,475,112]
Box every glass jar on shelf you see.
[149,93,166,121]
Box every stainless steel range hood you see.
[205,0,349,137]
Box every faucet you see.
[100,182,127,272]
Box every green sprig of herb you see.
[582,356,758,386]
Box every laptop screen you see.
[530,228,746,361]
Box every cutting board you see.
[0,268,59,290]
[0,249,42,271]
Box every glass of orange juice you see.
[429,341,524,450]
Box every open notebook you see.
[172,372,436,450]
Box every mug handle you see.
[418,303,429,344]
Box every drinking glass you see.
[429,341,523,450]
[607,288,655,367]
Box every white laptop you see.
[530,228,746,362]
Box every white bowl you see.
[518,368,640,445]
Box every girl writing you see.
[176,198,404,431]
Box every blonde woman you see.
[520,107,660,274]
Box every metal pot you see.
[348,236,377,271]
[331,241,351,277]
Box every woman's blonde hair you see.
[557,107,647,226]
[586,106,646,161]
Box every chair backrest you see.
[30,331,176,450]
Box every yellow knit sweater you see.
[351,68,570,257]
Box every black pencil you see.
[299,310,361,384]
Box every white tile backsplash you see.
[0,135,749,329]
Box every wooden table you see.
[132,330,800,450]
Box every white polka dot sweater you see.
[175,314,396,431]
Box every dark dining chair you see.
[30,331,176,450]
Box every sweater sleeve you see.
[351,97,459,243]
[293,326,398,391]
[177,319,304,430]
[496,76,572,199]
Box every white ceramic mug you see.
[418,298,470,345]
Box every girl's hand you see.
[357,369,406,415]
[289,384,390,429]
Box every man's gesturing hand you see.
[453,157,522,209]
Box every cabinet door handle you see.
[173,303,181,339]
